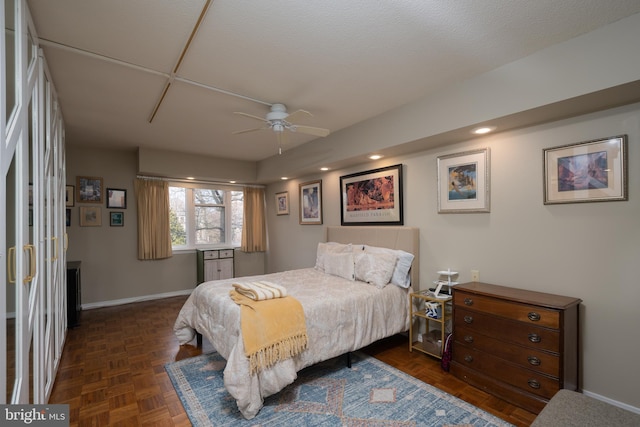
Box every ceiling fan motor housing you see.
[266,103,289,122]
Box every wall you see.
[66,146,265,307]
[265,102,640,410]
[65,147,196,306]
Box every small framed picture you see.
[107,188,127,209]
[79,206,102,227]
[299,180,322,225]
[66,185,75,207]
[275,191,289,215]
[77,176,104,204]
[110,211,124,227]
[543,135,628,204]
[437,148,490,213]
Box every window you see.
[169,183,243,250]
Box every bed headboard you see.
[325,226,420,290]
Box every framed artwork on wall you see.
[275,191,289,215]
[79,206,102,227]
[299,180,322,225]
[107,188,127,209]
[340,164,403,225]
[543,135,628,205]
[437,148,490,213]
[110,211,124,226]
[77,176,104,203]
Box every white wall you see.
[265,102,640,410]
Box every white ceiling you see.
[26,0,640,165]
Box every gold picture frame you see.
[79,206,102,227]
[77,176,104,204]
[299,180,322,225]
[275,191,289,215]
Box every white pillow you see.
[354,251,397,288]
[323,251,355,281]
[363,245,414,288]
[315,242,352,271]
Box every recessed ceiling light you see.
[281,177,288,180]
[369,154,383,160]
[186,176,195,180]
[320,167,329,171]
[229,180,236,184]
[472,126,496,135]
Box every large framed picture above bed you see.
[340,164,403,225]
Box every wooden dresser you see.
[451,282,581,414]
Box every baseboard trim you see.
[583,389,640,414]
[81,289,193,310]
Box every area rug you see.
[165,351,513,426]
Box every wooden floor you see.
[49,295,537,426]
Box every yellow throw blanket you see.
[229,290,308,374]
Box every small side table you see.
[409,291,451,359]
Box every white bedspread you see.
[173,267,410,419]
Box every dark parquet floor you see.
[48,295,536,426]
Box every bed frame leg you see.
[346,352,352,368]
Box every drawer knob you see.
[464,335,474,343]
[528,333,541,343]
[464,355,473,363]
[527,356,541,366]
[527,379,541,389]
[464,298,474,306]
[464,315,474,324]
[528,312,541,321]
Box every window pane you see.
[195,206,224,244]
[231,191,243,246]
[169,187,187,246]
[195,188,224,205]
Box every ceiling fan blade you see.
[285,109,312,123]
[232,127,265,135]
[234,111,268,122]
[290,125,331,137]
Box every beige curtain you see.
[134,178,173,260]
[241,186,267,252]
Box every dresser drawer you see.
[454,291,560,328]
[202,250,219,260]
[219,249,234,258]
[455,307,560,353]
[453,345,560,399]
[455,325,560,377]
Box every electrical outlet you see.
[417,333,423,343]
[471,270,480,282]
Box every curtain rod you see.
[136,175,264,188]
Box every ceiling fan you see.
[233,103,331,154]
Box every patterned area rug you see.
[165,351,513,426]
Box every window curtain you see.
[134,178,173,260]
[241,186,266,252]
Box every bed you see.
[173,226,420,419]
